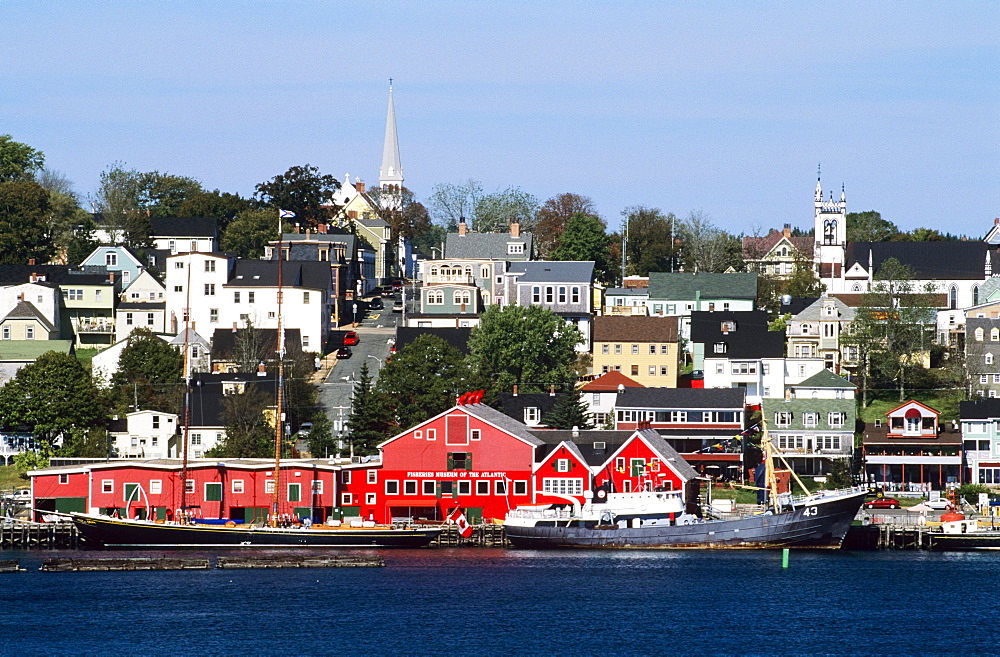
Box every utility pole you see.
[621,212,628,283]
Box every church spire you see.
[379,80,403,195]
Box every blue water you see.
[1,548,994,656]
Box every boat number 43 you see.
[802,506,818,516]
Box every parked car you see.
[368,298,383,310]
[924,498,953,510]
[335,346,352,359]
[391,300,403,313]
[380,287,395,298]
[864,498,900,510]
[343,331,360,346]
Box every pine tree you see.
[543,382,593,430]
[345,364,394,455]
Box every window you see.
[976,328,985,341]
[209,309,218,323]
[513,481,528,496]
[993,328,1000,342]
[803,413,818,428]
[365,493,376,505]
[341,493,353,506]
[524,407,540,423]
[988,354,995,366]
[495,480,507,495]
[303,292,310,304]
[453,290,471,305]
[427,429,436,441]
[614,344,622,354]
[571,287,580,304]
[542,478,583,495]
[404,480,417,495]
[232,479,245,494]
[476,480,490,495]
[248,292,255,304]
[532,286,541,303]
[96,289,104,301]
[385,481,399,495]
[204,284,215,296]
[234,292,241,303]
[545,287,554,303]
[556,458,570,473]
[470,429,481,441]
[25,326,34,339]
[191,433,202,446]
[508,243,524,255]
[660,366,668,376]
[265,480,275,494]
[287,483,301,502]
[774,412,791,427]
[828,412,846,428]
[714,342,727,354]
[631,344,639,354]
[423,480,436,495]
[367,470,377,484]
[174,286,183,292]
[106,252,118,266]
[448,452,472,471]
[67,289,84,301]
[152,415,160,429]
[649,366,656,376]
[631,365,639,376]
[204,260,215,272]
[173,259,182,268]
[311,480,323,493]
[340,471,351,484]
[185,479,195,494]
[205,482,222,502]
[427,290,444,304]
[102,480,114,494]
[149,480,162,494]
[558,287,567,303]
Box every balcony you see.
[425,274,476,285]
[75,321,115,333]
[606,305,648,317]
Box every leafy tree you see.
[254,164,340,228]
[0,135,44,182]
[781,252,824,298]
[473,186,539,233]
[345,363,394,455]
[110,328,184,414]
[91,164,152,248]
[534,193,597,259]
[550,212,612,282]
[368,186,432,240]
[0,351,108,443]
[62,427,111,458]
[428,179,482,230]
[542,382,593,430]
[0,180,55,264]
[178,189,252,231]
[13,441,55,478]
[825,458,855,489]
[281,351,321,440]
[846,211,898,242]
[221,208,279,260]
[36,170,94,265]
[411,224,448,259]
[956,483,991,506]
[376,334,476,430]
[207,385,273,457]
[901,227,948,242]
[467,305,583,395]
[304,413,337,459]
[679,210,742,273]
[621,206,679,276]
[843,258,937,404]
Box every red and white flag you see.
[447,507,474,538]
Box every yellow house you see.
[591,316,680,387]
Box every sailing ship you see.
[70,214,442,549]
[503,421,867,549]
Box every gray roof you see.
[606,288,649,296]
[227,260,331,290]
[614,387,747,409]
[792,296,856,322]
[0,340,74,360]
[792,369,856,389]
[509,260,595,284]
[648,272,757,301]
[464,403,544,446]
[446,231,533,260]
[2,300,54,332]
[150,217,219,239]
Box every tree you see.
[473,186,539,233]
[0,135,44,182]
[902,227,948,242]
[304,413,337,459]
[542,382,593,430]
[550,212,612,282]
[428,179,482,231]
[0,180,55,264]
[467,305,583,395]
[178,190,252,231]
[221,208,279,259]
[91,164,152,248]
[846,211,898,242]
[36,170,94,265]
[781,252,824,299]
[144,173,204,217]
[411,224,448,258]
[376,334,476,430]
[0,351,108,444]
[621,206,679,276]
[345,363,394,455]
[679,210,742,273]
[368,185,433,242]
[254,164,340,228]
[534,193,597,259]
[843,258,937,404]
[207,385,273,457]
[62,427,111,458]
[110,328,184,414]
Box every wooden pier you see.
[0,521,78,550]
[434,523,508,547]
[40,557,210,572]
[0,559,26,573]
[217,555,384,569]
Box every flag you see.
[447,507,474,538]
[280,209,296,219]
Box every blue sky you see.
[3,2,997,237]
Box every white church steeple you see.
[379,80,403,199]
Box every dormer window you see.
[713,342,727,354]
[507,243,524,255]
[721,320,736,333]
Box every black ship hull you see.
[71,514,442,549]
[504,491,866,549]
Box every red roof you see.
[581,371,645,392]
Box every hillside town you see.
[1,87,998,530]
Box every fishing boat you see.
[70,213,442,549]
[503,421,866,549]
[929,517,1000,551]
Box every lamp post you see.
[368,354,383,369]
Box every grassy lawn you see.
[0,465,27,493]
[857,387,965,424]
[75,348,101,371]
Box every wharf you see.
[0,521,78,550]
[434,522,508,547]
[217,555,383,568]
[41,557,210,571]
[0,559,26,573]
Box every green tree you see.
[0,351,108,443]
[473,186,539,233]
[144,173,204,217]
[781,252,824,298]
[0,135,44,182]
[91,164,152,248]
[254,164,340,228]
[825,458,855,489]
[368,186,432,240]
[345,363,394,455]
[62,427,111,458]
[550,212,612,282]
[207,385,273,457]
[542,382,593,430]
[467,305,583,395]
[221,208,279,259]
[36,170,94,266]
[679,210,742,273]
[621,206,679,276]
[0,180,55,264]
[534,193,597,259]
[178,189,252,231]
[376,335,476,430]
[846,211,898,242]
[304,413,337,459]
[110,328,184,414]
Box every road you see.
[317,294,401,451]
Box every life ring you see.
[597,489,607,500]
[225,521,236,527]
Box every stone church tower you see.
[813,169,847,279]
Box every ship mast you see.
[179,250,194,519]
[270,214,286,526]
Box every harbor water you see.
[2,548,995,656]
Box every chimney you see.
[17,293,23,301]
[783,223,791,238]
[257,362,266,376]
[109,271,115,283]
[549,384,556,397]
[318,223,327,234]
[510,221,520,238]
[512,384,519,396]
[571,426,579,437]
[305,228,311,238]
[458,217,467,236]
[232,322,238,333]
[295,223,300,234]
[355,180,365,194]
[28,258,35,266]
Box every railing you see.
[425,274,475,284]
[76,323,115,333]
[606,306,648,316]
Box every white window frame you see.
[232,479,245,494]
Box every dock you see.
[216,555,384,569]
[40,557,210,572]
[0,521,79,550]
[434,523,508,547]
[0,559,26,573]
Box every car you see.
[298,422,313,436]
[368,298,383,310]
[391,300,403,313]
[380,287,395,298]
[391,281,403,292]
[335,346,352,359]
[924,498,953,510]
[343,331,360,346]
[864,497,900,510]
